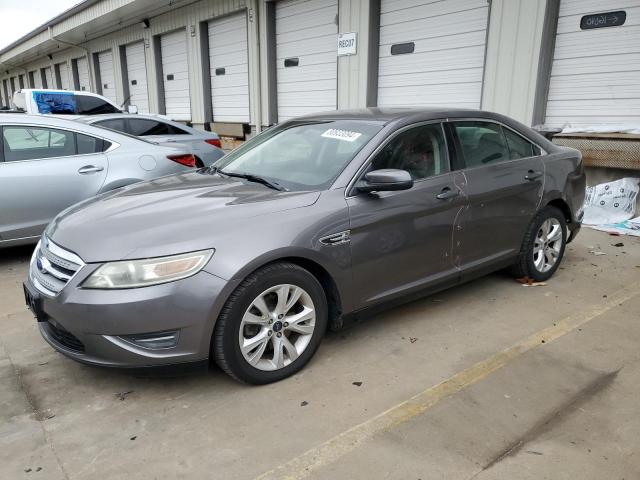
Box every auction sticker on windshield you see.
[321,129,362,142]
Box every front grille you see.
[45,321,85,353]
[30,236,84,296]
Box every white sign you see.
[337,32,357,56]
[321,128,362,142]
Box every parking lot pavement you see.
[1,229,639,480]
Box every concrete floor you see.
[1,228,639,480]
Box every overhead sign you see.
[580,11,626,30]
[337,33,357,56]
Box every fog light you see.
[120,330,180,350]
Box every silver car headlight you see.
[82,249,214,289]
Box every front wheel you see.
[213,262,327,384]
[510,206,567,282]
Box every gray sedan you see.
[0,114,207,247]
[76,114,225,166]
[25,108,585,384]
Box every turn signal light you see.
[167,154,197,168]
[205,138,222,148]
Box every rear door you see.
[450,120,544,275]
[348,122,466,309]
[0,125,108,240]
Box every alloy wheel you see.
[238,284,316,371]
[533,218,563,273]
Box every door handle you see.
[436,187,460,200]
[525,170,543,181]
[78,165,104,174]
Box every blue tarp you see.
[33,91,76,114]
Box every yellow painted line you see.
[254,280,640,480]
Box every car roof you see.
[76,113,170,123]
[289,107,505,124]
[18,89,109,98]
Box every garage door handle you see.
[436,187,460,200]
[78,165,104,174]
[525,170,543,181]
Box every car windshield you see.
[213,120,383,191]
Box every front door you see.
[450,120,544,274]
[0,125,108,241]
[348,122,466,309]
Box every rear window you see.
[128,118,189,136]
[96,118,127,133]
[76,95,119,115]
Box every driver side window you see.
[371,123,448,180]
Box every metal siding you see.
[276,0,338,122]
[161,29,191,121]
[125,41,150,113]
[545,0,640,127]
[209,11,251,123]
[377,0,489,108]
[98,50,117,101]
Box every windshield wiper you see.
[218,170,287,191]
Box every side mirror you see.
[356,169,413,193]
[127,105,139,114]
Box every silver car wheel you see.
[533,218,563,273]
[238,284,316,371]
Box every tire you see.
[213,262,327,384]
[510,206,567,282]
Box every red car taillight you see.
[167,154,197,168]
[205,138,222,148]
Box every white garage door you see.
[43,67,54,89]
[125,42,150,113]
[208,12,250,123]
[161,29,191,121]
[75,57,90,91]
[32,70,42,89]
[275,0,338,122]
[377,0,489,108]
[98,51,117,102]
[57,62,71,90]
[545,0,640,127]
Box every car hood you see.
[47,172,321,262]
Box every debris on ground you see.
[115,390,134,401]
[526,451,544,456]
[130,436,137,441]
[300,401,308,407]
[409,337,418,343]
[612,242,624,247]
[352,381,363,387]
[516,277,546,287]
[588,250,607,256]
[37,362,48,366]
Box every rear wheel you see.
[213,262,327,384]
[510,206,567,282]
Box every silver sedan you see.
[76,114,225,166]
[0,114,208,248]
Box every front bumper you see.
[26,268,237,368]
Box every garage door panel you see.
[377,0,488,108]
[381,0,486,27]
[553,25,640,59]
[557,1,639,19]
[276,0,337,121]
[209,11,250,123]
[379,83,482,103]
[276,0,337,23]
[98,51,117,102]
[550,52,640,76]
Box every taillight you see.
[167,154,197,168]
[205,138,222,149]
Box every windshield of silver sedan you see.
[211,120,382,191]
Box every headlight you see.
[82,249,214,289]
